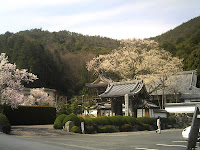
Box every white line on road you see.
[42,140,105,150]
[157,144,187,148]
[135,148,158,150]
[173,141,187,143]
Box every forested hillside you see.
[0,29,120,97]
[151,16,200,86]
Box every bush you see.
[78,116,85,123]
[84,117,98,126]
[168,116,176,125]
[70,126,81,133]
[110,115,125,126]
[62,114,81,127]
[85,125,95,134]
[120,124,133,132]
[98,125,116,133]
[53,114,67,129]
[3,105,56,125]
[136,117,156,129]
[124,116,139,126]
[96,116,111,125]
[0,113,11,134]
[84,117,93,126]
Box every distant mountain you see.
[151,16,200,86]
[0,29,120,97]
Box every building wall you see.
[165,104,195,113]
[137,109,167,118]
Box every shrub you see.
[124,116,139,126]
[84,117,98,126]
[136,117,156,129]
[85,125,95,134]
[96,116,111,125]
[168,116,176,125]
[3,105,56,125]
[0,113,11,134]
[53,114,67,129]
[143,124,151,131]
[84,117,93,126]
[98,125,116,133]
[110,115,125,126]
[70,126,81,133]
[120,124,133,132]
[62,114,81,127]
[78,116,85,123]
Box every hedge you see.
[70,126,81,133]
[0,113,11,134]
[62,114,81,127]
[54,114,67,129]
[54,114,176,134]
[3,105,56,125]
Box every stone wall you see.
[170,113,193,128]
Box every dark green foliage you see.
[98,125,116,133]
[95,116,111,125]
[53,114,67,129]
[0,29,120,98]
[85,125,95,134]
[78,116,85,123]
[0,113,11,134]
[123,116,139,126]
[167,116,176,125]
[120,124,133,132]
[70,126,81,133]
[136,117,156,128]
[62,114,81,127]
[151,16,200,87]
[110,115,126,126]
[84,117,93,126]
[3,105,56,125]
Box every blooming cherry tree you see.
[24,88,55,106]
[0,53,38,108]
[87,39,183,107]
[87,39,183,83]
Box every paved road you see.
[0,129,199,150]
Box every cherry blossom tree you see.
[23,88,55,106]
[0,53,38,108]
[86,39,183,107]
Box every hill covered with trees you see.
[0,15,200,98]
[0,29,120,97]
[151,16,200,83]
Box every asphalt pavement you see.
[1,127,198,150]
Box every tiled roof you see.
[99,80,145,97]
[149,70,200,98]
[86,75,113,88]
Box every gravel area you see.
[10,125,73,137]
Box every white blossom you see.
[0,53,38,108]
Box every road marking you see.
[173,141,187,143]
[135,148,158,150]
[157,144,187,148]
[42,140,105,150]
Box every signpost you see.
[187,105,200,150]
[125,94,129,116]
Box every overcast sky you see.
[0,0,199,40]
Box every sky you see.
[0,0,199,40]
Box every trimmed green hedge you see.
[62,114,81,127]
[0,113,11,134]
[54,114,67,129]
[3,105,56,125]
[136,117,156,129]
[54,114,176,134]
[70,126,81,133]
